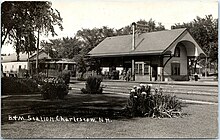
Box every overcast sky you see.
[1,0,218,54]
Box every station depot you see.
[89,27,206,82]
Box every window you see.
[171,63,180,75]
[135,62,150,75]
[5,65,7,69]
[144,64,149,75]
[12,65,14,69]
[135,63,142,75]
[24,65,26,69]
[139,64,142,74]
[174,47,180,57]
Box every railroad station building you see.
[89,28,206,81]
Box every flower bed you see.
[126,84,182,118]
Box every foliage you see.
[81,76,103,94]
[59,68,71,85]
[1,77,39,95]
[116,19,166,35]
[75,54,88,79]
[1,1,37,61]
[1,1,63,61]
[126,84,182,118]
[136,19,165,33]
[32,72,47,85]
[41,37,82,59]
[40,77,68,100]
[76,26,115,54]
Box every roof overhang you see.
[89,50,163,58]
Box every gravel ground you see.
[1,104,218,139]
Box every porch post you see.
[132,59,135,81]
[157,67,163,81]
[131,22,136,81]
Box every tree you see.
[1,1,63,73]
[115,19,166,35]
[1,1,17,46]
[115,25,132,35]
[76,26,115,54]
[75,26,116,76]
[41,37,82,59]
[40,40,59,58]
[2,2,37,60]
[136,19,165,33]
[74,54,88,79]
[29,1,63,74]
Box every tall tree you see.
[41,37,82,59]
[1,1,16,46]
[29,1,63,73]
[76,26,115,54]
[1,1,63,63]
[2,2,35,60]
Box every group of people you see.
[122,68,132,81]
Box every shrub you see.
[40,77,68,100]
[1,77,39,95]
[17,78,39,92]
[81,75,103,94]
[126,84,182,118]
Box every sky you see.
[1,0,218,54]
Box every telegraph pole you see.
[36,29,40,77]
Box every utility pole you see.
[36,29,40,77]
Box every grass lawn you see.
[1,90,218,138]
[1,104,218,138]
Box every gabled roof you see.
[29,50,51,61]
[89,28,204,57]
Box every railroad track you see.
[70,82,218,104]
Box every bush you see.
[126,84,182,118]
[81,75,103,94]
[40,77,68,100]
[17,78,39,92]
[1,77,39,95]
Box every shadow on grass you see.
[1,92,132,125]
[2,92,192,125]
